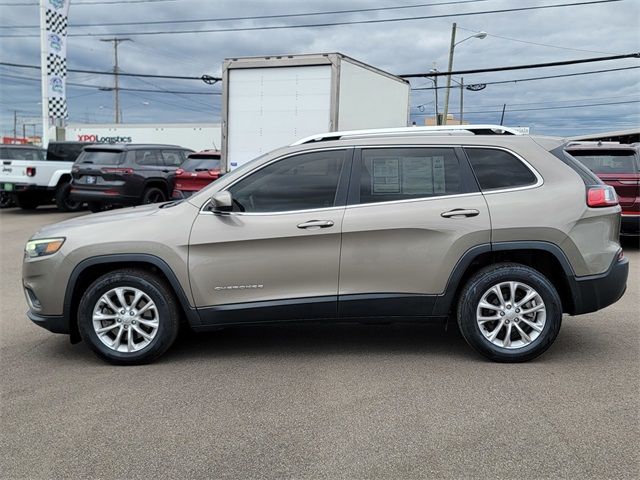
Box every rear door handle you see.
[297,220,335,229]
[441,209,480,218]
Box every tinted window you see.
[161,150,183,167]
[466,148,537,190]
[229,150,345,212]
[181,158,221,171]
[359,148,461,203]
[133,149,162,166]
[0,147,45,161]
[76,149,123,166]
[47,143,88,162]
[567,150,639,174]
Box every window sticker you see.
[432,156,446,194]
[372,158,400,193]
[401,157,433,194]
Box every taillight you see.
[101,167,134,174]
[26,167,36,177]
[175,169,184,175]
[208,169,220,177]
[587,185,618,208]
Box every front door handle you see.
[297,220,335,229]
[441,209,480,218]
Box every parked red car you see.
[565,142,640,235]
[171,150,222,199]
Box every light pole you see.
[442,24,486,124]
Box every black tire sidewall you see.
[457,264,562,362]
[55,182,83,212]
[78,271,179,364]
[142,187,166,204]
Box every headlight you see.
[25,238,65,258]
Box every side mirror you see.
[210,191,233,212]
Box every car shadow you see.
[620,235,640,251]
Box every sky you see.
[0,0,639,139]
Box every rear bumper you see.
[0,183,53,193]
[570,255,629,315]
[69,187,138,205]
[27,310,68,334]
[621,214,640,235]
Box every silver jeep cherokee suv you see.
[23,127,628,364]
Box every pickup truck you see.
[0,143,85,211]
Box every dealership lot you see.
[1,207,638,479]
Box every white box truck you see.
[221,53,410,170]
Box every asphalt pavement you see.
[1,206,638,479]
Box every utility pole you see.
[100,37,131,124]
[459,77,464,125]
[500,103,506,125]
[443,22,457,126]
[13,110,17,141]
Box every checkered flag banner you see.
[43,0,70,120]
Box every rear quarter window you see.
[465,148,537,190]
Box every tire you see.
[141,187,166,205]
[14,193,39,210]
[0,192,14,208]
[88,202,105,213]
[77,269,181,365]
[55,181,83,212]
[457,263,562,363]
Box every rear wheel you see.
[14,193,39,210]
[77,269,180,365]
[142,187,166,204]
[457,263,562,362]
[0,192,14,208]
[55,181,83,212]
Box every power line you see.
[0,0,177,6]
[462,99,640,114]
[400,53,640,77]
[409,65,640,89]
[411,94,640,110]
[0,73,221,95]
[0,61,220,81]
[0,0,622,38]
[1,0,492,29]
[456,26,620,55]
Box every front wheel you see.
[0,192,14,208]
[457,263,562,362]
[77,269,181,365]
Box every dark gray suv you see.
[70,144,193,212]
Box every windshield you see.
[0,147,46,161]
[181,157,221,171]
[568,150,639,174]
[76,149,123,166]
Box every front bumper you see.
[571,255,629,315]
[27,310,68,334]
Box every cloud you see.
[1,0,638,137]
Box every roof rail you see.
[291,125,522,145]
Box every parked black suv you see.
[70,144,193,212]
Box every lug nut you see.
[505,320,510,324]
[120,310,125,315]
[116,318,121,323]
[123,325,128,329]
[132,320,136,325]
[500,312,505,316]
[506,304,512,309]
[129,311,135,316]
[516,308,521,313]
[515,319,520,323]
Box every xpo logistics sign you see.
[77,134,133,144]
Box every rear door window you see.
[133,150,162,166]
[358,147,462,204]
[465,148,537,190]
[0,147,45,161]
